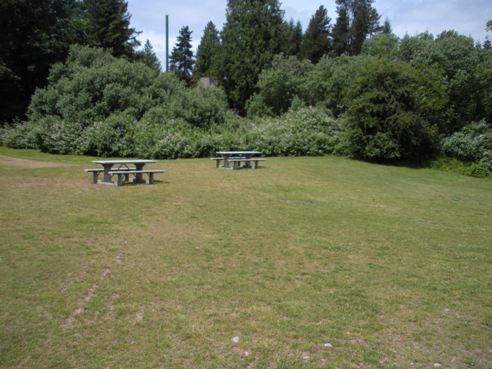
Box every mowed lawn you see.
[0,147,491,369]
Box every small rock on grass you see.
[433,363,442,368]
[232,336,240,343]
[323,342,333,348]
[302,352,310,360]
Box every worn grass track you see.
[0,147,491,369]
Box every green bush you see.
[82,112,137,157]
[442,120,492,170]
[340,56,440,160]
[249,107,347,156]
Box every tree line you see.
[0,0,159,123]
[173,0,385,113]
[1,0,491,174]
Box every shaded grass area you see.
[0,148,491,369]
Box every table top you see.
[92,159,157,165]
[216,151,262,155]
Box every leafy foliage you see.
[0,0,85,122]
[218,0,285,113]
[84,0,139,57]
[442,121,492,171]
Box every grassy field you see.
[0,147,491,369]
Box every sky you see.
[127,0,492,67]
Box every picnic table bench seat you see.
[108,169,165,186]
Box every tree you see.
[332,4,350,56]
[218,0,285,113]
[487,20,492,32]
[170,26,195,83]
[247,54,313,116]
[341,56,442,160]
[0,0,85,122]
[382,18,392,34]
[136,40,161,72]
[300,6,331,63]
[84,0,139,58]
[194,21,220,80]
[350,0,382,55]
[282,19,303,56]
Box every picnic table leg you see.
[116,173,124,186]
[92,171,99,184]
[216,159,220,168]
[243,156,252,168]
[147,172,154,184]
[223,156,230,169]
[102,164,113,183]
[134,164,145,183]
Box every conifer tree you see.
[84,0,139,58]
[136,40,161,72]
[332,3,350,56]
[170,26,195,83]
[382,18,392,34]
[350,0,381,54]
[218,0,285,113]
[282,19,303,56]
[194,21,220,80]
[300,5,331,63]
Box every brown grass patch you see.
[0,155,73,168]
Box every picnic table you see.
[85,159,164,186]
[211,151,266,170]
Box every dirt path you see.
[0,155,73,168]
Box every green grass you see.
[0,147,491,369]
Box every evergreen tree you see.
[300,5,331,63]
[218,0,285,113]
[84,0,139,58]
[484,39,491,50]
[487,20,492,32]
[170,26,195,83]
[136,40,161,72]
[332,3,350,56]
[382,18,392,34]
[350,0,382,55]
[282,19,303,56]
[0,0,85,122]
[194,21,220,80]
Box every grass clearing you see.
[0,147,491,369]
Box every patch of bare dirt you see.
[0,155,73,168]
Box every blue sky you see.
[127,0,492,66]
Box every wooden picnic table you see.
[85,159,164,186]
[212,151,265,170]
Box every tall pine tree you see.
[332,2,350,56]
[84,0,139,58]
[194,21,220,80]
[282,19,303,56]
[350,0,382,55]
[0,0,85,122]
[170,26,195,83]
[300,5,331,63]
[218,0,285,113]
[136,40,161,72]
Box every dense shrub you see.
[249,107,347,156]
[442,121,492,171]
[247,55,313,117]
[1,46,229,155]
[82,112,137,157]
[340,57,442,160]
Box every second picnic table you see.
[212,151,266,169]
[85,159,164,186]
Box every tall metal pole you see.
[165,14,169,72]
